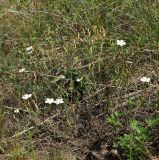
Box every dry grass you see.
[0,0,159,159]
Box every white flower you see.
[58,75,65,79]
[45,98,55,104]
[125,61,133,64]
[45,98,64,105]
[22,94,32,100]
[116,40,126,46]
[26,46,33,52]
[54,98,64,105]
[19,68,27,73]
[14,108,20,113]
[76,78,81,82]
[140,76,151,83]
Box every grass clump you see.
[115,119,149,160]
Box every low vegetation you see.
[0,0,159,159]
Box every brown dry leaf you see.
[150,156,159,160]
[16,157,32,160]
[91,151,105,160]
